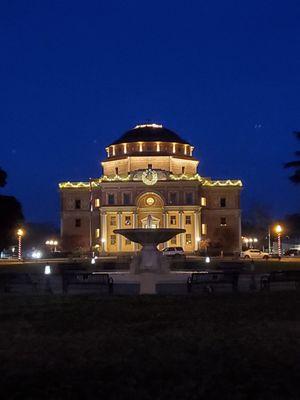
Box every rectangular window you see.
[170,192,177,204]
[95,198,100,208]
[95,228,100,238]
[125,238,131,245]
[201,197,207,206]
[110,216,116,226]
[108,194,115,205]
[75,218,81,228]
[170,215,177,225]
[201,223,207,235]
[186,234,192,245]
[220,198,226,207]
[75,199,81,209]
[110,235,116,245]
[171,237,177,245]
[185,193,193,204]
[125,216,131,226]
[115,167,119,175]
[182,166,185,174]
[220,217,227,226]
[148,163,153,169]
[185,215,191,225]
[123,193,130,205]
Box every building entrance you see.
[141,215,160,229]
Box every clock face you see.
[142,169,158,186]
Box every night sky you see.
[1,0,299,225]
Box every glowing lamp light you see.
[274,225,283,258]
[91,258,96,265]
[101,238,106,243]
[196,237,201,243]
[205,257,211,263]
[17,229,24,237]
[44,265,51,275]
[134,124,162,129]
[32,250,42,259]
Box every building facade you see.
[59,124,242,254]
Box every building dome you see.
[109,124,191,146]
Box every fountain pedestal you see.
[130,243,169,274]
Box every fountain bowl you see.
[113,228,185,246]
[114,228,186,274]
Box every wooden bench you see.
[62,272,114,294]
[0,273,38,293]
[187,271,239,293]
[260,270,300,291]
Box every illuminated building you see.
[59,124,242,253]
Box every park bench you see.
[187,271,239,293]
[260,270,300,291]
[62,272,114,294]
[0,273,38,293]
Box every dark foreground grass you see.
[0,293,300,399]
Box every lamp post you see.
[45,240,58,253]
[274,225,283,258]
[17,229,24,260]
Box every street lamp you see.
[274,225,283,257]
[45,240,58,252]
[16,228,24,260]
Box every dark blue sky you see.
[1,0,299,225]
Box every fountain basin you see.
[114,228,185,246]
[114,228,186,275]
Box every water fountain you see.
[113,215,186,293]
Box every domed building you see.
[59,124,242,254]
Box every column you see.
[101,211,107,252]
[194,210,201,251]
[133,210,138,251]
[117,211,122,252]
[179,211,183,247]
[163,211,167,247]
[194,211,198,251]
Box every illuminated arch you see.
[136,191,165,208]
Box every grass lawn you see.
[0,292,300,399]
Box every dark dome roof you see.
[109,124,191,146]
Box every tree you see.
[284,214,300,238]
[0,168,24,251]
[0,167,7,187]
[284,131,300,184]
